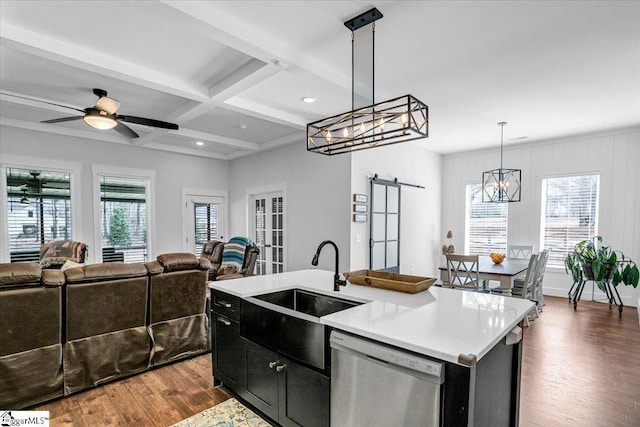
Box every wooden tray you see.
[343,270,436,294]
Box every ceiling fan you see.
[38,88,179,138]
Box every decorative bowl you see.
[490,253,506,264]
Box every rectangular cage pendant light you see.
[307,95,428,155]
[307,8,429,156]
[481,122,522,202]
[482,168,522,202]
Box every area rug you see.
[170,398,272,427]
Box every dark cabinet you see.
[244,340,330,427]
[210,290,245,389]
[210,289,330,427]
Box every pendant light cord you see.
[499,122,506,170]
[372,22,375,105]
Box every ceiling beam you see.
[160,1,351,92]
[1,23,210,102]
[226,131,303,160]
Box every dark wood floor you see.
[33,296,640,426]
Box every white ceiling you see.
[1,1,639,160]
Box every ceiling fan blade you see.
[1,92,86,113]
[118,115,179,130]
[95,96,120,114]
[113,121,139,138]
[41,116,83,124]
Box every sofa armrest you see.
[42,269,65,287]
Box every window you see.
[465,183,508,255]
[541,174,599,268]
[99,175,149,263]
[5,168,73,262]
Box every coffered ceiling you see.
[1,1,639,160]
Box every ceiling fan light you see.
[83,110,117,130]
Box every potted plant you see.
[564,236,639,290]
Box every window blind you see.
[193,202,218,256]
[100,175,148,263]
[466,183,508,255]
[6,168,72,262]
[541,175,599,268]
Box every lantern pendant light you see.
[482,122,521,202]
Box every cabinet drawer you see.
[211,289,240,320]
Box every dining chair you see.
[445,254,485,292]
[532,249,549,312]
[507,244,535,260]
[511,253,539,327]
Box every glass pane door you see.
[253,191,285,275]
[370,180,401,273]
[186,195,224,256]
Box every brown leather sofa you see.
[200,239,260,280]
[145,253,210,367]
[0,263,65,409]
[1,253,212,407]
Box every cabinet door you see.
[245,341,279,421]
[279,358,330,427]
[213,315,245,390]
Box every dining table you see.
[438,255,530,295]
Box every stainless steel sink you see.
[252,288,362,318]
[241,288,363,370]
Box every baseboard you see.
[543,285,637,308]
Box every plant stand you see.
[569,278,624,315]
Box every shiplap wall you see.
[442,127,640,307]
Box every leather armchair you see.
[200,240,225,280]
[200,239,259,280]
[39,240,88,269]
[0,263,65,409]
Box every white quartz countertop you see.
[209,269,535,366]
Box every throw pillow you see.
[61,260,83,271]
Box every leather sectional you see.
[0,252,211,409]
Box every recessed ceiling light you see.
[238,124,248,129]
[301,97,316,104]
[195,141,205,146]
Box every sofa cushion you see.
[0,263,41,287]
[157,253,199,272]
[65,263,148,284]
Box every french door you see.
[185,195,225,256]
[252,192,285,275]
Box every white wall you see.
[228,140,352,273]
[0,126,228,261]
[350,143,443,277]
[442,127,640,307]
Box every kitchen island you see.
[209,269,534,426]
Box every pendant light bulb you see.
[325,130,332,144]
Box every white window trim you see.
[1,155,82,263]
[539,171,600,270]
[245,183,287,273]
[92,164,155,263]
[181,187,228,252]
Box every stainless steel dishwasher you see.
[330,331,444,427]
